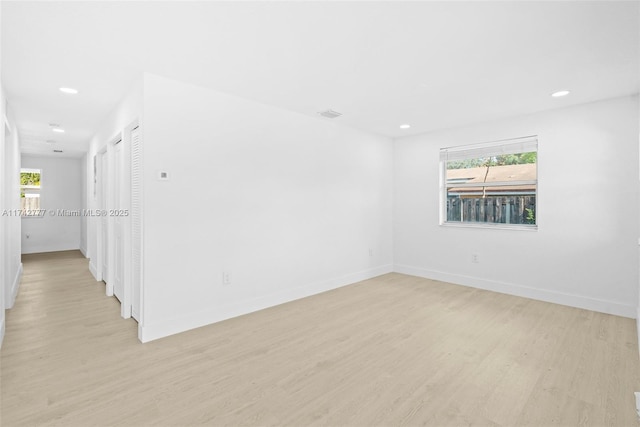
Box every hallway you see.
[1,251,139,424]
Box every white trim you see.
[79,244,87,258]
[96,147,108,288]
[637,307,640,358]
[394,264,636,319]
[89,260,99,281]
[132,308,139,322]
[108,133,126,315]
[446,179,537,189]
[20,168,40,175]
[0,317,4,349]
[440,135,538,160]
[6,262,22,309]
[21,245,80,255]
[440,222,537,232]
[138,264,393,343]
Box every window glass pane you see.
[445,192,536,225]
[20,170,41,188]
[21,193,41,213]
[444,151,537,226]
[20,169,41,216]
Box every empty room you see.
[1,1,639,426]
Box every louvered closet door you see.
[131,126,142,321]
[113,139,124,301]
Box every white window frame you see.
[439,136,538,230]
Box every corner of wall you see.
[5,262,22,309]
[89,260,98,281]
[395,264,637,319]
[138,263,393,343]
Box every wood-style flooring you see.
[1,250,639,426]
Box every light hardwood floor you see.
[2,250,639,426]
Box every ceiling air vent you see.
[318,109,342,119]
[53,149,63,153]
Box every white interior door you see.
[100,151,109,284]
[113,140,124,302]
[2,124,9,311]
[130,126,141,321]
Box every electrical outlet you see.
[472,254,479,263]
[222,271,232,286]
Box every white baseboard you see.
[79,245,87,258]
[394,264,636,319]
[139,264,393,343]
[0,316,5,349]
[132,308,140,322]
[21,244,80,255]
[89,260,99,281]
[6,263,23,309]
[637,308,640,358]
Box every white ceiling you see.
[2,1,639,158]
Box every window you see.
[440,136,538,229]
[20,168,42,217]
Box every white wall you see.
[4,109,22,307]
[139,73,394,341]
[394,95,639,318]
[1,0,4,348]
[1,87,23,347]
[21,156,82,254]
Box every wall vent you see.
[318,109,342,119]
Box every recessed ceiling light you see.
[59,87,78,94]
[318,109,342,119]
[52,128,65,133]
[399,124,411,129]
[551,90,570,97]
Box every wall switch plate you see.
[222,271,232,286]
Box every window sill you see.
[440,222,537,231]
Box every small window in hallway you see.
[20,168,42,216]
